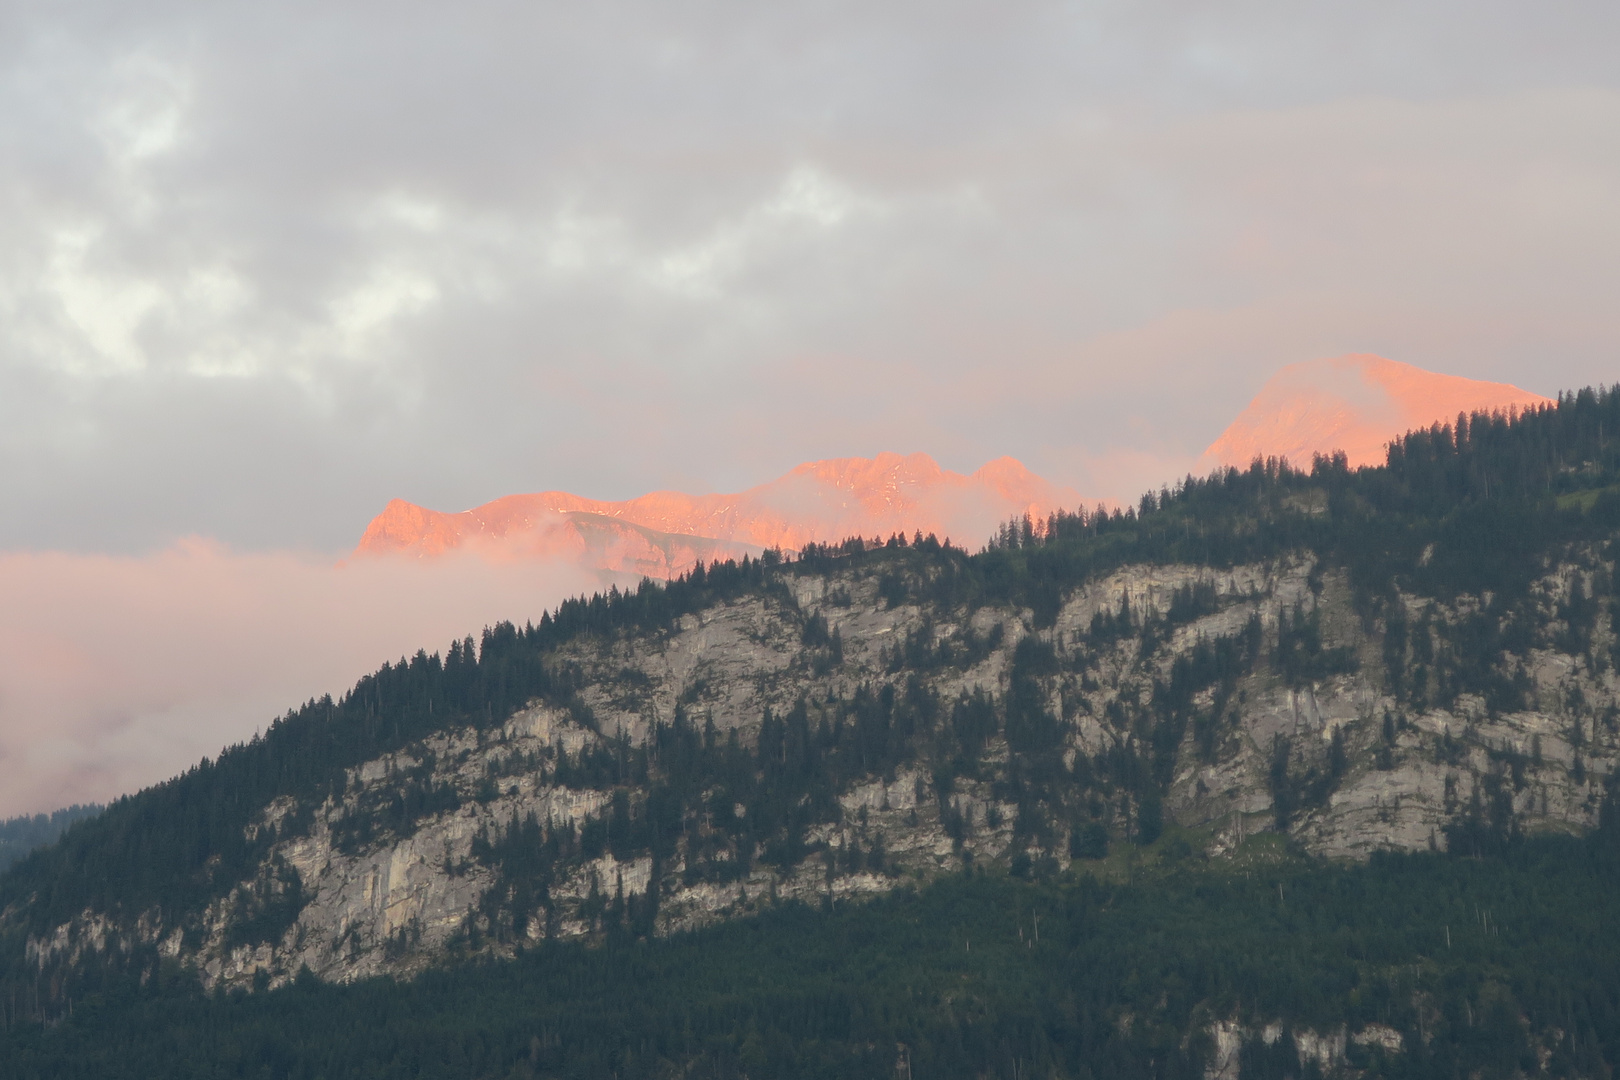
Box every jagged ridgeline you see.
[7,390,1620,1043]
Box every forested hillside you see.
[5,388,1620,1078]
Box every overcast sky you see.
[3,1,1618,554]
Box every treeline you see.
[6,828,1620,1079]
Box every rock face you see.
[354,452,1082,575]
[1203,355,1551,470]
[26,545,1617,994]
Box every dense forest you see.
[5,827,1620,1079]
[5,388,1620,1076]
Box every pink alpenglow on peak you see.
[354,452,1083,576]
[1201,354,1553,471]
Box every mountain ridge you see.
[355,451,1082,574]
[355,356,1552,580]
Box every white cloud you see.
[326,264,441,358]
[650,166,875,298]
[41,221,164,375]
[94,53,191,166]
[373,191,446,233]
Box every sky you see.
[1,1,1618,814]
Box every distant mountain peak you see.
[1202,353,1551,469]
[355,452,1082,575]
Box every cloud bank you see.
[0,542,598,817]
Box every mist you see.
[0,541,600,817]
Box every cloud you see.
[0,541,599,817]
[3,7,1620,553]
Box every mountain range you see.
[355,354,1549,577]
[9,357,1616,1080]
[354,453,1079,579]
